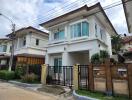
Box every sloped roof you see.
[40,3,117,35]
[6,26,49,37]
[122,36,132,43]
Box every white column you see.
[45,52,49,65]
[17,38,19,49]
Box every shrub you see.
[100,50,109,63]
[21,73,38,83]
[15,65,27,79]
[91,53,100,64]
[0,70,15,80]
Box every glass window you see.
[23,37,26,46]
[0,45,7,52]
[95,24,97,37]
[3,45,7,52]
[54,58,62,73]
[0,46,3,52]
[36,39,39,46]
[54,30,64,40]
[100,29,103,39]
[82,21,89,36]
[1,60,7,65]
[70,21,89,38]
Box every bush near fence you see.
[15,64,41,80]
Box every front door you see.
[54,58,62,73]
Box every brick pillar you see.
[73,64,79,90]
[105,60,113,95]
[127,63,132,99]
[41,64,47,85]
[89,64,94,91]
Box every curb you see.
[73,90,99,100]
[9,80,42,87]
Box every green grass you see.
[76,90,129,100]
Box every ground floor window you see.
[0,59,7,65]
[54,58,62,73]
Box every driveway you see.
[0,81,58,100]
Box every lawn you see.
[76,90,129,100]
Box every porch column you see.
[45,53,49,65]
[41,64,47,85]
[127,63,132,99]
[73,64,79,90]
[62,51,69,66]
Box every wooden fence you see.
[77,61,132,98]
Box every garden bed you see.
[75,90,129,100]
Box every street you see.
[0,81,58,100]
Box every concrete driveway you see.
[0,81,58,100]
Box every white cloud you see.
[0,0,128,37]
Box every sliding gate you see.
[47,66,73,87]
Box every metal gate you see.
[78,65,89,90]
[47,66,73,87]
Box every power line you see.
[4,0,132,31]
[37,0,98,22]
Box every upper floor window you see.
[36,39,39,46]
[100,29,106,41]
[70,21,89,38]
[0,45,7,52]
[23,37,26,46]
[95,24,98,37]
[54,30,64,40]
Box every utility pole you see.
[8,24,15,71]
[0,13,15,71]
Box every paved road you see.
[0,81,58,100]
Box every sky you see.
[0,0,128,38]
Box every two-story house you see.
[40,3,117,67]
[0,38,11,68]
[7,26,49,67]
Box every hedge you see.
[0,70,15,80]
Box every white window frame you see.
[69,19,89,39]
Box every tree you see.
[111,35,123,54]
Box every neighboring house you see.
[121,36,132,52]
[122,0,132,33]
[40,3,117,66]
[0,38,11,68]
[7,26,49,67]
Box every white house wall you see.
[14,32,48,56]
[46,14,113,66]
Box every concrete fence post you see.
[89,64,94,91]
[127,63,132,99]
[105,59,113,95]
[73,64,79,90]
[41,64,47,85]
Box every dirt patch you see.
[38,85,65,95]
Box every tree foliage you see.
[111,35,123,54]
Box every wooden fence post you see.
[41,64,47,85]
[127,63,132,99]
[105,59,113,95]
[73,64,79,90]
[89,64,94,91]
